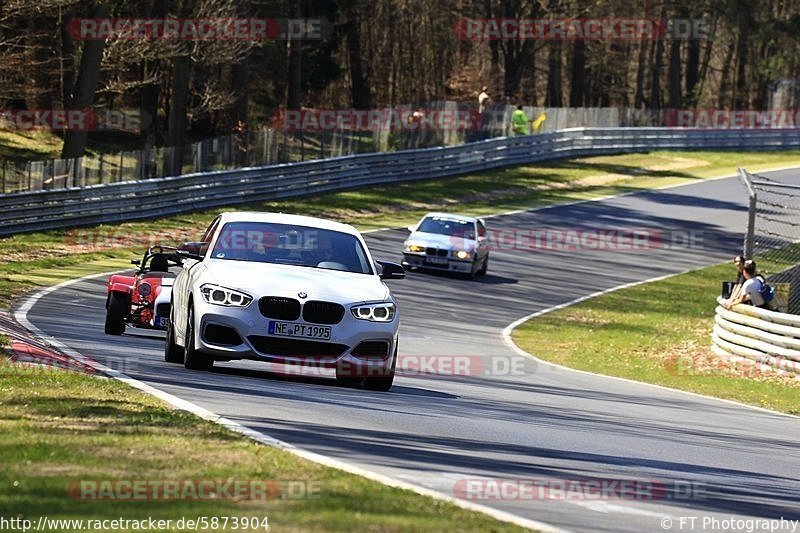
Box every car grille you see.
[259,296,301,320]
[425,247,448,256]
[248,336,348,358]
[302,301,345,325]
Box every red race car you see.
[104,246,184,335]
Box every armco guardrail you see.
[712,300,800,374]
[2,127,800,237]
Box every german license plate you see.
[269,321,331,340]
[425,256,448,265]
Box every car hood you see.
[406,231,475,250]
[202,259,390,304]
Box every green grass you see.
[512,262,800,414]
[0,252,135,309]
[0,129,145,161]
[0,364,526,532]
[0,130,66,160]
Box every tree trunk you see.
[166,54,190,175]
[649,8,666,110]
[569,40,586,107]
[233,61,249,124]
[61,4,108,159]
[139,61,159,140]
[286,39,303,108]
[667,36,682,108]
[546,41,563,106]
[59,13,75,110]
[717,40,735,108]
[684,36,700,107]
[733,21,750,108]
[345,12,371,109]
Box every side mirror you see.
[377,260,406,280]
[131,259,141,265]
[406,224,416,232]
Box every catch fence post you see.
[738,167,757,259]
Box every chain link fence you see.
[741,168,800,314]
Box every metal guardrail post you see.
[738,167,757,259]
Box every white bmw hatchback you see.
[165,212,405,391]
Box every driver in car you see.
[314,231,350,271]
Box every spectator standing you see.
[478,86,491,113]
[475,87,492,140]
[511,105,530,136]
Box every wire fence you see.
[744,170,800,313]
[0,104,668,195]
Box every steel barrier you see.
[2,127,800,237]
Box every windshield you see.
[416,217,476,239]
[211,221,373,275]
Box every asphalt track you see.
[22,170,800,532]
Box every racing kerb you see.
[2,127,799,237]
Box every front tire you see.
[478,254,489,276]
[183,306,213,371]
[164,310,183,364]
[364,345,397,392]
[104,292,128,335]
[466,260,478,280]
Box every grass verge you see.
[511,262,800,415]
[0,363,527,532]
[0,130,66,160]
[3,150,800,310]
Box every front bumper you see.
[402,253,474,273]
[190,297,398,373]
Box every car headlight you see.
[351,302,396,322]
[137,282,152,297]
[200,284,253,307]
[404,243,425,253]
[453,250,471,260]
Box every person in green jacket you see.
[511,105,529,136]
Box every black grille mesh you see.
[259,296,301,320]
[302,300,345,324]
